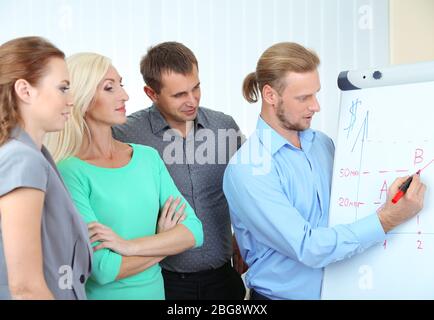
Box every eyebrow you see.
[295,87,321,98]
[172,82,201,96]
[61,80,70,85]
[103,77,122,82]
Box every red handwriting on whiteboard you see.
[339,168,360,177]
[414,148,424,166]
[338,198,365,208]
[379,180,388,200]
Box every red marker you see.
[391,170,420,204]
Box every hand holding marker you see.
[392,159,434,204]
[391,170,420,204]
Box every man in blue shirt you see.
[223,42,426,300]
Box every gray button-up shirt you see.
[113,105,244,272]
[0,127,92,299]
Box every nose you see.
[187,91,199,107]
[120,86,129,102]
[309,95,320,112]
[66,93,74,108]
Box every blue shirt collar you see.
[256,116,315,155]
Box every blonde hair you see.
[0,36,64,146]
[45,53,111,162]
[243,42,320,103]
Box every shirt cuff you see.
[181,217,204,248]
[91,249,123,285]
[350,214,386,249]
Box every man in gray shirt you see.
[112,42,246,300]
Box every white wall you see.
[0,0,389,141]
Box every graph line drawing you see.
[344,98,362,139]
[351,111,369,153]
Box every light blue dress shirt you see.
[223,117,386,300]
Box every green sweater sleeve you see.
[58,160,123,285]
[155,151,204,248]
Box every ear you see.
[262,84,278,106]
[14,79,34,104]
[144,86,158,103]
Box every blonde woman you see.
[46,53,203,300]
[0,37,91,300]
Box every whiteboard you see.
[322,61,434,299]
